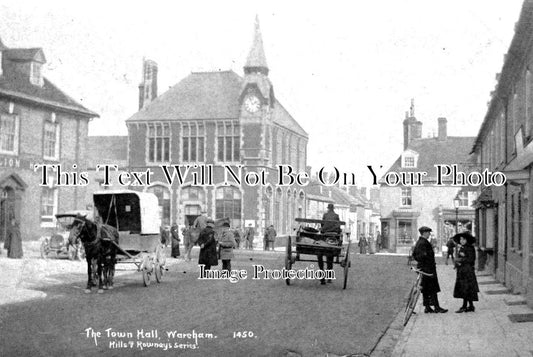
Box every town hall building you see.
[125,19,308,237]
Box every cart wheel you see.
[285,236,292,286]
[40,240,50,259]
[156,243,166,266]
[343,241,351,290]
[142,255,152,287]
[154,263,163,283]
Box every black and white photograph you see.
[1,0,533,356]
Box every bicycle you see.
[403,267,433,326]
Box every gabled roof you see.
[4,48,46,63]
[0,76,98,117]
[329,186,361,209]
[383,136,476,182]
[126,70,307,137]
[87,136,128,168]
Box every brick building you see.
[125,18,308,239]
[0,38,98,242]
[379,102,477,253]
[471,0,533,307]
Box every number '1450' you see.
[233,331,254,338]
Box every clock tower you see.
[240,15,275,168]
[239,16,276,230]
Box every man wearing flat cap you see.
[412,226,448,313]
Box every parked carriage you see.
[92,190,166,287]
[285,218,351,289]
[41,210,90,260]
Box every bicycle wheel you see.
[403,287,421,326]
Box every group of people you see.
[413,226,480,314]
[357,231,382,254]
[163,211,280,274]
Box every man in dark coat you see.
[266,225,277,251]
[321,203,341,234]
[197,219,218,274]
[318,203,341,285]
[245,224,255,250]
[412,226,448,313]
[445,236,456,265]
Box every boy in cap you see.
[412,226,448,313]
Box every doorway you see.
[0,187,15,243]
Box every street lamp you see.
[453,194,461,234]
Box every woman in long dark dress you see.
[452,232,479,313]
[5,218,23,259]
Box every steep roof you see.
[4,48,45,62]
[0,76,98,117]
[383,136,476,182]
[244,16,269,74]
[87,136,128,168]
[126,70,307,137]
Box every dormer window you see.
[403,156,415,167]
[401,150,419,168]
[30,62,43,86]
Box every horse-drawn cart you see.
[93,190,166,287]
[285,218,351,289]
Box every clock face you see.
[244,95,261,113]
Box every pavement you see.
[371,260,533,357]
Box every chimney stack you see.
[138,59,158,110]
[402,98,422,149]
[438,117,447,141]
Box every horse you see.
[69,215,119,293]
[182,227,200,261]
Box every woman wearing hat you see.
[452,232,479,313]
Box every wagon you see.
[92,190,166,287]
[285,218,351,289]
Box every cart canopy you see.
[93,190,160,235]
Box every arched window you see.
[147,185,171,226]
[275,188,282,233]
[215,186,242,228]
[263,186,273,226]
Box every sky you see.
[0,0,525,186]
